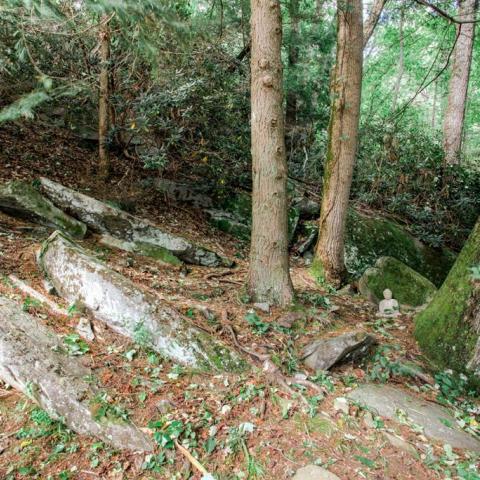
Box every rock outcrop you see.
[0,295,153,452]
[0,180,86,238]
[38,231,246,372]
[39,177,230,267]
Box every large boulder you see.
[39,177,230,267]
[415,218,480,377]
[38,231,246,372]
[301,331,376,371]
[358,256,437,308]
[0,295,153,452]
[0,180,86,238]
[304,209,455,286]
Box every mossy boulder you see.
[207,210,251,241]
[345,209,455,286]
[0,180,86,238]
[415,218,480,378]
[358,256,437,307]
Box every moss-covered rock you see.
[415,218,480,377]
[358,256,437,307]
[207,210,251,241]
[345,209,455,286]
[0,180,86,238]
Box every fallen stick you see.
[175,440,213,478]
[8,274,68,316]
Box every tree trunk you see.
[391,8,405,112]
[415,217,480,379]
[431,80,438,129]
[313,0,363,287]
[98,14,110,179]
[285,0,300,127]
[248,0,294,306]
[443,0,477,165]
[363,0,386,47]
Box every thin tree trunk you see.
[431,80,438,129]
[443,0,477,165]
[98,14,110,179]
[391,8,405,112]
[248,0,294,306]
[286,0,299,127]
[363,0,387,47]
[313,0,363,287]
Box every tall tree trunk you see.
[313,0,363,287]
[443,0,477,165]
[98,15,110,179]
[391,8,405,112]
[285,0,299,127]
[248,0,294,306]
[363,0,386,47]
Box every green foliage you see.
[63,334,90,356]
[245,311,270,335]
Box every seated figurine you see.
[377,288,400,317]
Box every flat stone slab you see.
[301,331,376,371]
[0,295,153,452]
[293,465,340,480]
[347,384,480,452]
[39,177,229,267]
[38,231,245,372]
[0,180,86,238]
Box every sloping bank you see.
[38,231,246,372]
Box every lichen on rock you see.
[0,295,153,452]
[39,231,247,372]
[0,180,86,238]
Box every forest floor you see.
[0,122,479,480]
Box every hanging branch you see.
[415,0,480,24]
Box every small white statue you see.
[377,289,400,317]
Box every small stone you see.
[293,465,340,480]
[76,318,94,341]
[42,279,56,295]
[363,411,376,429]
[333,397,349,414]
[382,432,418,457]
[156,399,174,414]
[254,302,270,313]
[277,311,303,328]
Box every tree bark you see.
[313,0,363,287]
[98,14,110,179]
[285,0,300,127]
[431,80,438,129]
[248,0,294,306]
[391,8,405,112]
[443,0,477,165]
[363,0,387,47]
